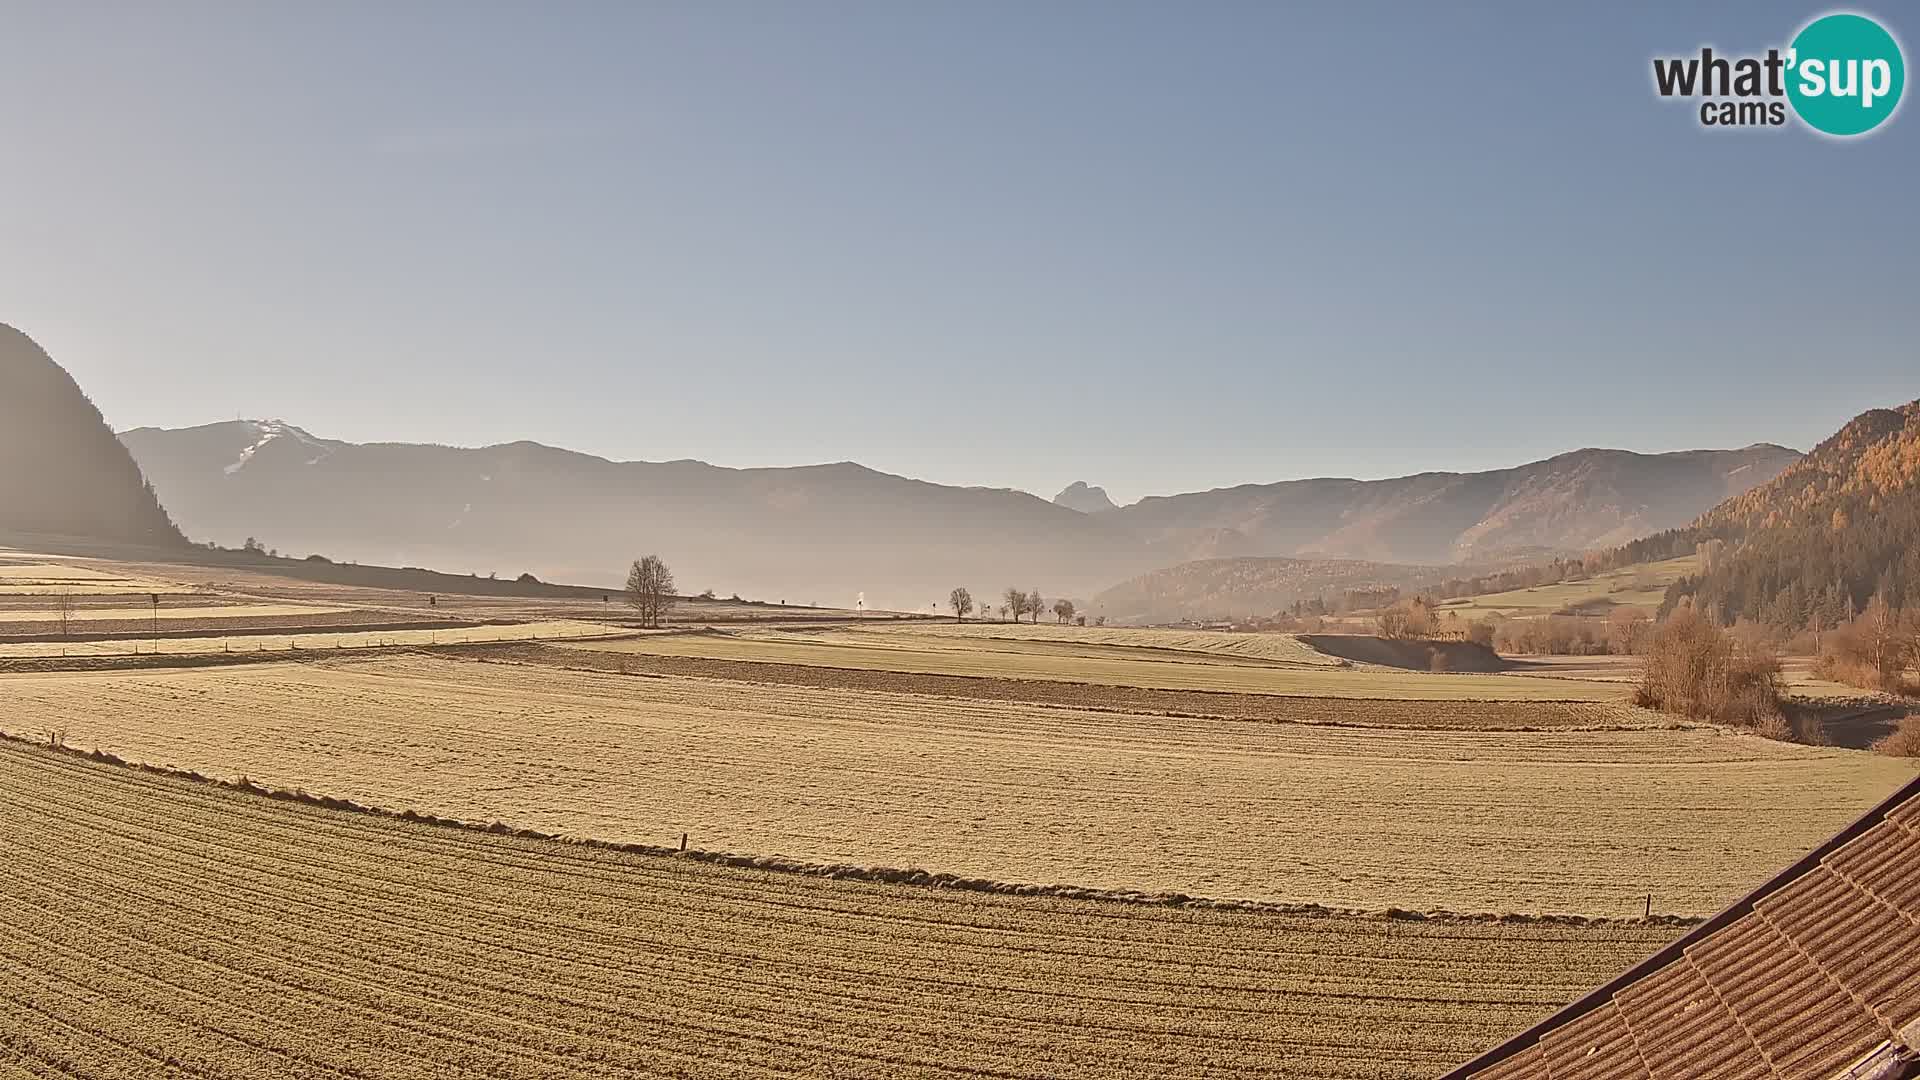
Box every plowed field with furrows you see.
[0,740,1674,1079]
[4,655,1910,915]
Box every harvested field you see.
[0,603,348,623]
[6,654,1910,915]
[10,551,861,623]
[0,609,437,639]
[0,558,198,596]
[0,601,416,640]
[900,621,1347,664]
[0,739,1676,1079]
[0,619,632,659]
[566,629,1625,701]
[480,641,1663,730]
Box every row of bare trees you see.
[1815,594,1920,694]
[946,586,1083,624]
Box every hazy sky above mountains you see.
[2,2,1914,504]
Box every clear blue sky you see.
[2,2,1913,504]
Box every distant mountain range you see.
[0,324,181,547]
[1087,444,1801,620]
[121,418,1799,614]
[1104,445,1799,566]
[119,420,1147,610]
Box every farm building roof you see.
[1440,771,1920,1080]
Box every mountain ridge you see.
[122,419,1802,613]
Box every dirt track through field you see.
[5,654,1910,915]
[0,739,1676,1079]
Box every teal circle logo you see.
[1787,13,1905,136]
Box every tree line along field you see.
[0,738,1679,1080]
[6,654,1911,916]
[563,626,1629,701]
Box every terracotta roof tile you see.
[1539,1001,1643,1079]
[1827,819,1920,917]
[1614,957,1767,1078]
[1757,866,1920,1028]
[1685,912,1887,1079]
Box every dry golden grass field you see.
[0,558,199,596]
[490,641,1659,729]
[3,545,1916,1075]
[0,738,1678,1080]
[1434,555,1701,620]
[565,628,1628,700]
[1,550,856,624]
[6,654,1911,916]
[0,549,867,641]
[902,621,1350,664]
[0,619,629,659]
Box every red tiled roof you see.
[1441,773,1920,1080]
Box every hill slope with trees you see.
[0,324,182,547]
[1656,401,1920,628]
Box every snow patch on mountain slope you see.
[224,420,331,475]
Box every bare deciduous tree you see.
[949,587,974,622]
[1052,598,1075,624]
[1003,587,1027,623]
[1026,589,1043,624]
[625,555,677,629]
[55,589,75,637]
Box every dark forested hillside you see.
[0,324,183,546]
[1659,401,1920,626]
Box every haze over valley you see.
[120,413,1797,615]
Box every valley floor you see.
[5,651,1909,916]
[2,547,1914,1079]
[0,739,1674,1080]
